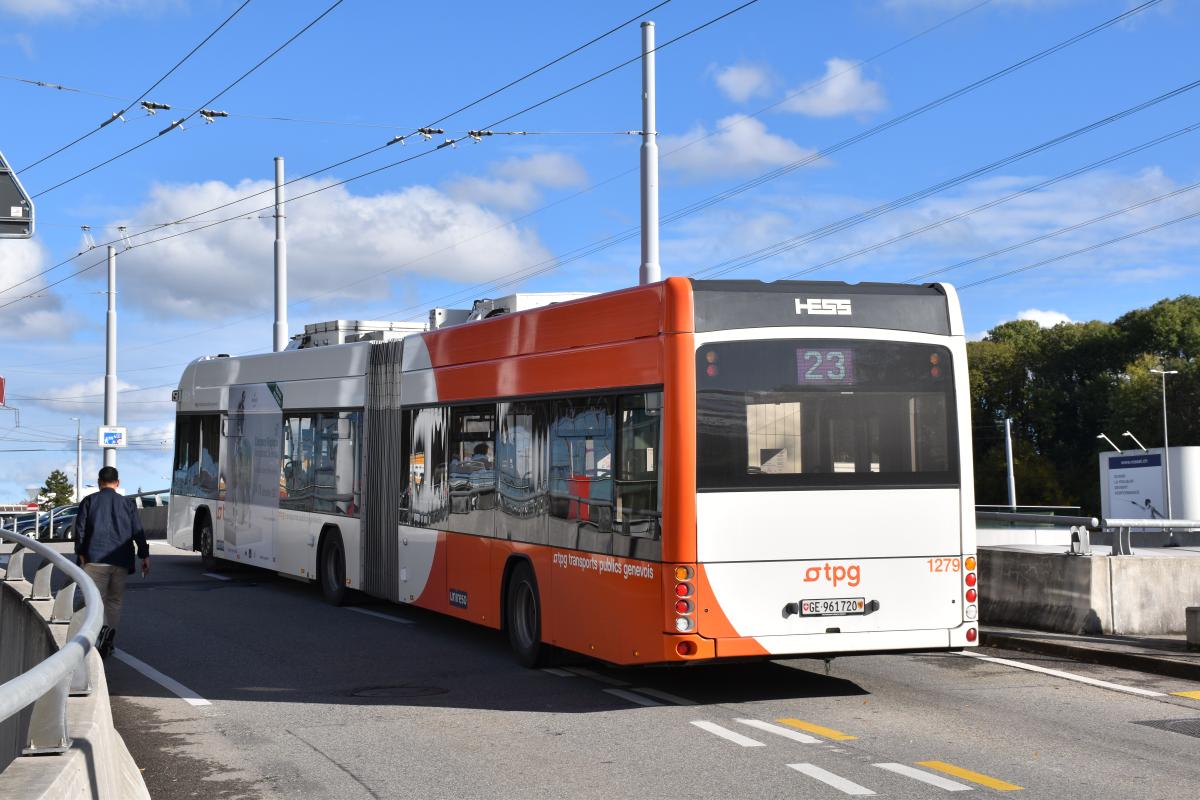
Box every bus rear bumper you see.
[717,624,978,658]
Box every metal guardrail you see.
[976,510,1200,555]
[0,530,102,756]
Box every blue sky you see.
[0,0,1196,500]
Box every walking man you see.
[75,466,149,658]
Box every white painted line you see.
[113,649,211,707]
[690,720,765,747]
[346,607,415,625]
[633,687,697,706]
[735,718,820,743]
[202,572,231,581]
[788,763,876,796]
[960,651,1164,697]
[540,667,574,677]
[874,763,972,791]
[604,688,665,707]
[563,666,629,686]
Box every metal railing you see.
[0,529,102,758]
[976,510,1200,555]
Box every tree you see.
[39,470,74,508]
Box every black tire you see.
[319,530,348,606]
[505,561,546,668]
[198,517,217,570]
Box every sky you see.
[0,0,1196,501]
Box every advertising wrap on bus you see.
[223,383,282,566]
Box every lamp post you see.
[1121,431,1148,452]
[1096,433,1123,454]
[70,417,82,503]
[1149,367,1178,519]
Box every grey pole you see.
[638,21,660,286]
[1151,368,1177,519]
[71,417,81,502]
[103,246,117,468]
[273,156,288,352]
[1004,417,1017,510]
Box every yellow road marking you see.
[776,718,857,741]
[1172,690,1200,700]
[917,760,1023,791]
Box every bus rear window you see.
[697,340,958,490]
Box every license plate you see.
[800,597,866,617]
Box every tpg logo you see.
[803,563,861,588]
[795,298,852,316]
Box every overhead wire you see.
[16,0,255,174]
[0,0,679,300]
[689,78,1200,279]
[29,0,344,198]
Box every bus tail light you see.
[674,616,694,633]
[966,627,977,643]
[677,641,697,657]
[675,599,692,614]
[965,588,977,603]
[964,572,977,587]
[671,565,697,643]
[675,582,692,597]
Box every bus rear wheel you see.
[198,517,216,570]
[506,561,546,668]
[319,531,348,606]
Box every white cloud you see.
[0,237,76,340]
[0,0,178,20]
[99,176,554,319]
[446,152,586,212]
[780,58,886,118]
[660,114,820,180]
[712,63,772,102]
[1016,308,1072,327]
[0,32,34,57]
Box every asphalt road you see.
[99,541,1200,800]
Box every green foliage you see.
[39,469,74,509]
[968,295,1199,515]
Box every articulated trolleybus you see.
[168,278,978,666]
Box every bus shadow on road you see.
[607,660,869,705]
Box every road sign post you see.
[0,149,34,239]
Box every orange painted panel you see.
[662,331,697,563]
[444,533,498,626]
[423,283,668,370]
[433,338,663,403]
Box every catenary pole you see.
[638,21,660,286]
[73,417,82,502]
[1004,417,1017,510]
[274,156,288,352]
[103,246,117,468]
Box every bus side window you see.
[446,405,496,537]
[549,396,615,553]
[616,392,662,560]
[406,406,448,527]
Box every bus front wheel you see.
[319,531,348,606]
[198,517,216,570]
[506,561,545,668]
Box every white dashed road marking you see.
[788,763,876,796]
[961,651,1164,697]
[540,667,574,677]
[690,720,766,747]
[113,649,211,707]
[874,762,973,791]
[563,666,629,686]
[346,607,415,625]
[735,718,820,743]
[604,688,665,707]
[633,687,697,706]
[202,572,231,581]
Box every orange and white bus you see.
[168,278,978,666]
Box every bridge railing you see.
[975,510,1200,555]
[0,529,102,766]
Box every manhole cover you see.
[1134,719,1200,739]
[349,685,447,699]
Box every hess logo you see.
[804,563,861,588]
[795,298,852,316]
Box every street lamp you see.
[70,417,82,503]
[1096,433,1123,454]
[1149,367,1178,519]
[1121,431,1148,452]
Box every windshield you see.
[697,339,958,490]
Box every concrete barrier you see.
[980,548,1200,635]
[0,580,149,798]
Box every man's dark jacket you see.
[74,488,149,573]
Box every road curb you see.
[981,631,1200,683]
